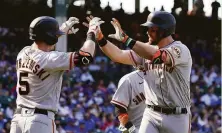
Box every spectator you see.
[80,67,94,83]
[5,103,13,119]
[64,118,77,133]
[58,98,71,117]
[0,112,6,132]
[83,112,96,132]
[200,86,219,106]
[74,121,88,133]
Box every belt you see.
[147,105,187,115]
[15,108,49,116]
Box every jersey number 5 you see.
[19,72,30,95]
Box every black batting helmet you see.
[141,11,176,38]
[29,16,64,45]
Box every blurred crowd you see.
[0,0,221,133]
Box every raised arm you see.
[99,40,136,65]
[107,18,158,60]
[60,17,96,56]
[83,16,139,66]
[131,41,158,60]
[106,18,174,66]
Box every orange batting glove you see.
[118,113,129,126]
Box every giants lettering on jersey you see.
[144,62,174,73]
[132,92,145,105]
[16,58,50,81]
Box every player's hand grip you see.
[82,15,104,41]
[60,17,79,34]
[108,18,129,43]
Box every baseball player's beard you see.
[149,38,158,45]
[148,32,157,45]
[148,33,162,46]
[148,36,158,45]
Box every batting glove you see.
[86,16,105,40]
[108,18,129,43]
[60,17,79,34]
[125,121,138,133]
[118,123,138,133]
[118,124,127,132]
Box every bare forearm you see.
[100,41,121,61]
[132,41,158,60]
[100,41,134,65]
[80,32,96,56]
[80,40,95,56]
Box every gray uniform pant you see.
[10,108,56,133]
[139,108,191,133]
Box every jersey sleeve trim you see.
[52,120,55,133]
[111,100,128,110]
[69,52,74,70]
[164,49,175,67]
[129,50,137,66]
[188,115,191,133]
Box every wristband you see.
[128,125,136,133]
[125,121,136,133]
[97,37,107,47]
[125,38,136,49]
[86,32,96,42]
[125,121,133,129]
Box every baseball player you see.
[89,11,192,133]
[10,16,103,133]
[111,70,146,133]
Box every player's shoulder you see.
[119,71,138,82]
[118,70,143,88]
[118,73,131,88]
[17,46,62,62]
[126,70,144,80]
[165,41,191,57]
[17,46,31,59]
[170,41,190,51]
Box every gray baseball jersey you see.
[16,45,75,112]
[111,70,146,128]
[130,41,192,108]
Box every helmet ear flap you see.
[162,26,176,38]
[44,32,58,45]
[29,28,36,40]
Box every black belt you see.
[15,108,49,116]
[147,105,187,115]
